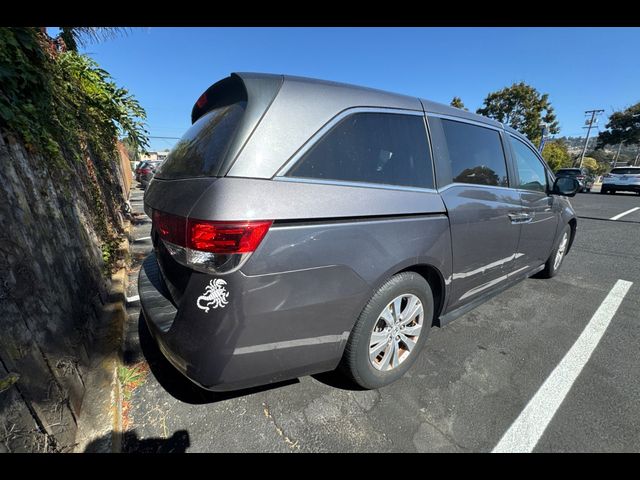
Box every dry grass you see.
[117,362,149,431]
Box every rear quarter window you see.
[285,112,434,189]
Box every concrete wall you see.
[0,131,128,452]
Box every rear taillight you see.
[152,210,272,274]
[153,210,186,246]
[140,168,151,174]
[188,219,272,254]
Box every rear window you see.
[611,168,640,175]
[154,102,246,180]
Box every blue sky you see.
[57,27,640,151]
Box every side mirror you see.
[552,177,580,197]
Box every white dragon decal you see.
[196,279,229,312]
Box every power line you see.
[148,135,180,140]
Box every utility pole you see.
[538,124,549,153]
[612,142,623,168]
[578,109,604,168]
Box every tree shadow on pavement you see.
[137,313,298,405]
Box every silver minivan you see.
[140,73,580,391]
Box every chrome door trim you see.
[273,176,439,194]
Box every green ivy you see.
[101,236,121,274]
[0,27,149,248]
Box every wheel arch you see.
[396,264,447,326]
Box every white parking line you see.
[134,236,151,242]
[492,279,633,453]
[610,207,640,221]
[126,294,140,304]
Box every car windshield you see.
[611,168,640,175]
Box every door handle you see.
[508,212,534,224]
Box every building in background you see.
[140,150,170,162]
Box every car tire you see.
[339,272,434,390]
[536,224,571,279]
[600,188,607,194]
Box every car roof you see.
[223,72,534,178]
[234,72,504,130]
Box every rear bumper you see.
[602,183,640,192]
[138,253,369,391]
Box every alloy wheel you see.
[369,294,424,371]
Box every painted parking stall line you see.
[610,207,640,221]
[126,294,140,304]
[492,279,633,453]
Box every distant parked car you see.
[555,167,594,193]
[139,161,163,189]
[135,161,149,183]
[601,166,640,195]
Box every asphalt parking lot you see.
[121,184,640,452]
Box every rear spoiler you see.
[189,72,284,176]
[190,72,283,124]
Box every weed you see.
[117,362,149,401]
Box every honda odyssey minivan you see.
[140,73,580,391]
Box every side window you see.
[439,119,509,187]
[510,136,548,193]
[286,112,434,189]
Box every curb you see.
[74,222,131,453]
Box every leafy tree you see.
[477,82,559,143]
[0,28,148,166]
[541,140,572,172]
[587,149,611,164]
[581,157,601,175]
[595,102,640,149]
[450,97,467,111]
[586,149,616,171]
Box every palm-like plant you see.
[57,27,129,51]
